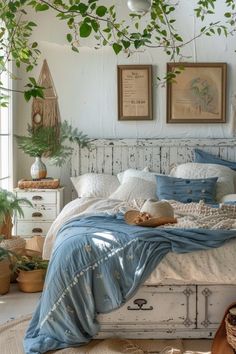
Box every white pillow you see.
[117,168,158,184]
[220,194,236,203]
[71,173,120,198]
[109,177,157,202]
[170,163,235,202]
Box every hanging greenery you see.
[0,0,235,106]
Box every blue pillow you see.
[194,149,236,171]
[156,175,217,203]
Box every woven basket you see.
[17,269,46,293]
[0,260,11,295]
[226,313,236,350]
[18,178,60,189]
[0,236,26,255]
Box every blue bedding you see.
[24,213,236,353]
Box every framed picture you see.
[167,63,227,123]
[117,65,153,120]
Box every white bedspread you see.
[43,198,236,285]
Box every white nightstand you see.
[14,188,64,238]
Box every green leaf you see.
[67,33,73,42]
[35,3,49,11]
[80,22,92,37]
[112,43,122,54]
[91,20,99,32]
[96,6,107,17]
[121,40,130,49]
[29,77,37,85]
[78,3,88,15]
[24,90,32,101]
[72,46,79,53]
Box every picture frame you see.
[117,65,153,121]
[167,62,227,123]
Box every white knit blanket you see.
[166,200,236,230]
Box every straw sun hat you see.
[125,199,177,227]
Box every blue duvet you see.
[24,213,236,353]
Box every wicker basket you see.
[16,269,46,293]
[0,236,26,255]
[226,313,236,350]
[18,178,60,189]
[0,260,11,295]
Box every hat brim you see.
[124,210,177,227]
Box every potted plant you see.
[0,188,32,239]
[0,240,16,294]
[15,121,91,180]
[15,255,49,293]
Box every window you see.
[0,68,12,190]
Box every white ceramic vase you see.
[30,157,47,180]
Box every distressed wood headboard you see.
[71,138,236,176]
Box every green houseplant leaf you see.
[15,120,91,167]
[0,188,32,226]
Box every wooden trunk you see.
[96,284,236,339]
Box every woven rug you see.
[0,315,211,354]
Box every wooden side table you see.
[14,187,64,238]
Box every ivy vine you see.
[0,0,235,106]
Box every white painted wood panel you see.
[16,221,52,237]
[197,285,236,329]
[16,191,57,204]
[19,205,57,221]
[71,138,236,177]
[98,285,196,329]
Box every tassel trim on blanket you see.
[40,237,139,328]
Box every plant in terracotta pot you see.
[15,121,91,180]
[15,255,49,293]
[0,188,32,239]
[0,239,16,295]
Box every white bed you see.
[47,138,236,339]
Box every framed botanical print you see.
[167,63,227,123]
[117,65,153,120]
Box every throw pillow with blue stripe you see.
[194,149,236,171]
[156,175,217,203]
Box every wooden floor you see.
[0,284,40,325]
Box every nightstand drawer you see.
[20,205,57,221]
[14,187,64,238]
[16,222,52,237]
[17,191,57,204]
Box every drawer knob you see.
[32,228,43,233]
[32,196,43,201]
[127,298,153,311]
[32,212,43,218]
